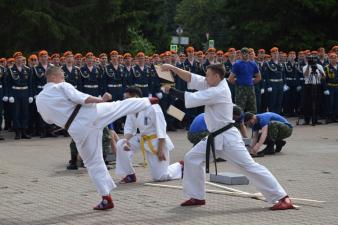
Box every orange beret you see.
[196,51,204,56]
[63,51,73,57]
[223,52,229,57]
[248,48,254,53]
[152,54,159,58]
[332,46,338,51]
[228,48,236,53]
[270,47,279,53]
[164,51,171,56]
[74,53,82,59]
[216,50,224,55]
[186,46,195,53]
[7,58,15,63]
[136,52,145,58]
[13,52,23,59]
[170,50,177,55]
[329,53,337,58]
[123,53,132,59]
[160,53,165,58]
[29,54,38,60]
[207,48,216,53]
[0,58,6,63]
[110,50,118,56]
[304,50,311,54]
[51,53,60,59]
[258,49,265,53]
[60,56,65,61]
[99,53,107,58]
[236,50,241,54]
[85,52,94,58]
[264,54,271,59]
[38,50,48,57]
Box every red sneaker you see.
[93,195,114,210]
[120,174,136,183]
[181,198,206,206]
[270,196,295,210]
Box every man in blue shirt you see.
[187,105,248,145]
[228,47,261,113]
[244,112,293,157]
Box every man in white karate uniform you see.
[36,66,157,210]
[115,87,183,183]
[162,63,295,210]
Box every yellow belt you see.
[328,83,338,87]
[140,134,157,167]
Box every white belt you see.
[108,84,122,88]
[12,86,28,90]
[37,85,44,89]
[299,78,305,80]
[74,85,77,88]
[84,85,99,88]
[269,79,283,82]
[286,78,296,81]
[135,84,148,88]
[0,85,2,88]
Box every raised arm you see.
[161,64,192,82]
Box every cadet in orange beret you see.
[8,51,33,139]
[0,58,6,67]
[28,54,38,67]
[74,53,83,67]
[33,50,57,138]
[216,50,224,63]
[80,52,102,97]
[51,53,61,67]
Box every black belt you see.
[64,105,82,131]
[206,123,234,174]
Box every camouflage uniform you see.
[235,86,257,113]
[266,121,293,142]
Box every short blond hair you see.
[45,66,63,79]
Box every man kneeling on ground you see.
[244,112,293,157]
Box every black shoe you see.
[302,121,310,125]
[0,135,4,141]
[67,164,78,170]
[275,140,286,153]
[21,130,31,139]
[215,158,226,162]
[251,151,265,157]
[167,126,177,132]
[263,144,275,155]
[14,130,21,140]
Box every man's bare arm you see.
[84,92,112,104]
[161,64,192,82]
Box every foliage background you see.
[0,0,337,56]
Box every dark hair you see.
[244,112,255,123]
[233,105,243,116]
[206,63,225,79]
[124,86,143,97]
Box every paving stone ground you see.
[0,118,337,225]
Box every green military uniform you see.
[266,121,293,143]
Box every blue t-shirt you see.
[189,113,208,133]
[253,112,292,131]
[231,60,259,86]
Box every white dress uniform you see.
[36,82,151,196]
[182,73,287,203]
[115,104,182,181]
